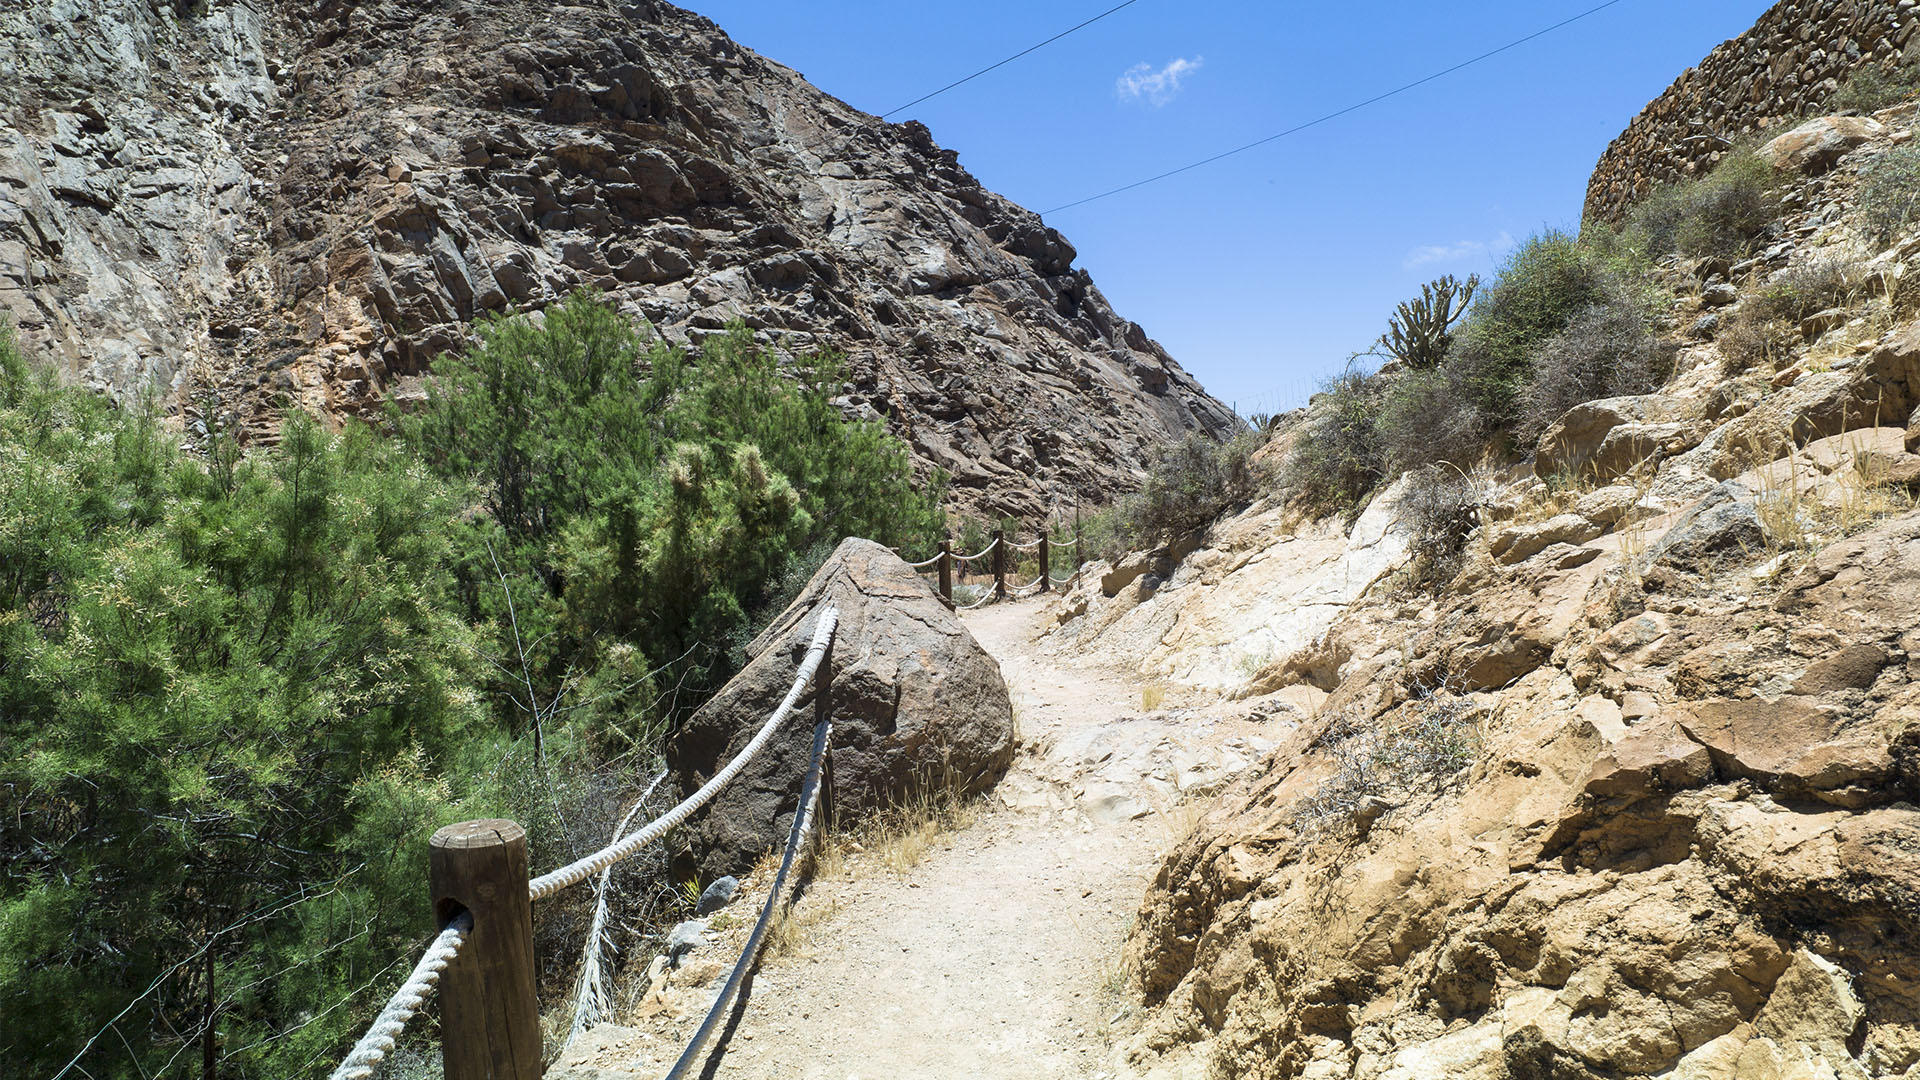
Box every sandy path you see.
[556,597,1268,1080]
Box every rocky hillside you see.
[1586,0,1913,222]
[1045,107,1920,1080]
[0,0,1234,517]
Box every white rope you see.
[1007,573,1046,592]
[950,537,999,562]
[958,591,996,611]
[1052,536,1080,549]
[1005,538,1042,551]
[902,553,943,569]
[566,769,667,1047]
[327,912,472,1080]
[527,608,840,901]
[1048,573,1076,585]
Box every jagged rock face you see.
[0,0,1234,517]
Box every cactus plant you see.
[1379,274,1478,371]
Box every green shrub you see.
[1514,286,1669,445]
[1831,55,1920,114]
[1125,430,1263,539]
[1857,146,1920,244]
[1625,149,1781,259]
[1282,364,1387,515]
[1449,230,1617,427]
[406,293,945,694]
[1,295,950,1078]
[1084,429,1265,560]
[0,344,495,1077]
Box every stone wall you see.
[1586,0,1916,223]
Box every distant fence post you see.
[992,529,1006,600]
[1073,509,1084,587]
[1038,529,1051,593]
[938,538,953,609]
[431,820,540,1080]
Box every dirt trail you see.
[554,597,1272,1080]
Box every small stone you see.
[696,875,740,915]
[666,920,707,966]
[1702,282,1739,307]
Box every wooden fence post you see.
[992,529,1006,600]
[938,538,953,610]
[431,820,540,1080]
[1038,530,1051,593]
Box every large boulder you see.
[668,538,1014,876]
[1535,395,1695,481]
[1759,116,1882,175]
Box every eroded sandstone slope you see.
[0,0,1233,516]
[1055,107,1920,1079]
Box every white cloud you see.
[1116,56,1203,107]
[1401,231,1514,271]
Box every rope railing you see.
[904,523,1087,611]
[950,537,1000,562]
[330,609,842,1080]
[327,912,473,1080]
[664,711,832,1080]
[527,610,838,901]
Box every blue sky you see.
[686,0,1778,416]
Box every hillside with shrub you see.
[0,294,940,1077]
[1035,74,1920,1080]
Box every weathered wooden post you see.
[938,537,953,610]
[431,820,540,1080]
[1038,529,1051,593]
[992,528,1007,600]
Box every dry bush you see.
[1399,464,1479,589]
[1515,289,1674,446]
[1747,257,1871,324]
[1858,147,1920,245]
[1716,308,1792,375]
[1294,684,1481,835]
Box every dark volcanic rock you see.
[0,0,1236,516]
[667,538,1013,877]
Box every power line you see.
[1042,0,1631,215]
[881,0,1144,119]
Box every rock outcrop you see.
[668,538,1013,877]
[0,0,1235,517]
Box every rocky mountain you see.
[0,0,1235,518]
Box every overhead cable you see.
[1043,0,1629,214]
[882,0,1144,118]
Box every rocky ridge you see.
[0,0,1234,517]
[1050,109,1920,1078]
